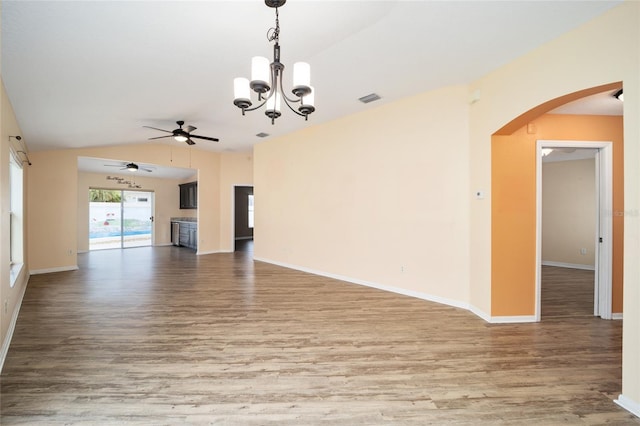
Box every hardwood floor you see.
[234,238,254,253]
[541,266,595,319]
[1,248,636,425]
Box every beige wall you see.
[77,171,195,252]
[28,146,254,268]
[542,159,596,268]
[255,85,471,307]
[219,152,254,252]
[0,80,29,365]
[468,0,639,410]
[27,144,222,271]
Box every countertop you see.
[170,217,197,223]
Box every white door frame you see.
[535,140,613,321]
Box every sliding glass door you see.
[89,189,154,250]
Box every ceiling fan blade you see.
[185,138,196,146]
[190,134,219,142]
[187,125,197,133]
[142,168,153,172]
[142,126,172,133]
[148,135,175,140]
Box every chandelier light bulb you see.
[250,56,271,93]
[233,77,252,110]
[292,62,311,97]
[266,92,282,113]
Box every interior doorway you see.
[233,185,254,252]
[89,189,154,250]
[536,140,613,320]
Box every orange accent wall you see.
[492,114,624,316]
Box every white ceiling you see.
[548,90,623,116]
[78,156,196,180]
[542,147,598,163]
[2,0,623,177]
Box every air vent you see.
[256,132,270,138]
[358,93,381,104]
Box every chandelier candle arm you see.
[232,0,316,124]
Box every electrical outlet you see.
[580,248,587,255]
[4,300,7,315]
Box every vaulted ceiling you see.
[2,0,622,156]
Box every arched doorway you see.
[490,82,624,321]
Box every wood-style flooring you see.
[541,265,595,319]
[1,249,637,425]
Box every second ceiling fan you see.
[143,120,219,145]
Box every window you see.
[248,194,254,228]
[9,151,24,286]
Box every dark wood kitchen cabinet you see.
[179,182,197,209]
[178,222,197,250]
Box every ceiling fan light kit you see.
[104,162,154,173]
[233,0,315,124]
[143,120,219,145]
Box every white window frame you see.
[9,149,25,287]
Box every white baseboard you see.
[0,279,28,373]
[197,250,231,256]
[469,305,492,322]
[489,315,538,323]
[254,256,472,311]
[30,265,79,275]
[254,257,543,325]
[615,394,640,419]
[470,305,537,323]
[541,261,595,271]
[612,312,623,320]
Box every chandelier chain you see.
[267,7,280,43]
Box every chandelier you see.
[233,0,315,125]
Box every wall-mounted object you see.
[9,136,32,165]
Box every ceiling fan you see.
[143,120,219,145]
[104,162,153,173]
